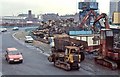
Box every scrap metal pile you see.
[31,18,79,43]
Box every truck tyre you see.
[76,64,80,70]
[80,52,85,62]
[65,64,71,71]
[75,66,80,70]
[48,56,53,62]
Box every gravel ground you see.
[14,31,51,54]
[14,31,27,41]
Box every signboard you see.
[69,31,92,35]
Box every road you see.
[1,28,120,75]
[0,33,2,76]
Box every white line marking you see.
[12,32,50,57]
[0,72,2,76]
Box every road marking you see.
[42,53,49,56]
[2,32,11,34]
[26,45,35,48]
[12,32,50,57]
[0,72,2,77]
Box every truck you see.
[48,34,88,71]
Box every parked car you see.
[5,48,23,64]
[13,27,19,30]
[1,28,7,32]
[25,36,34,43]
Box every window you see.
[8,51,20,55]
[106,31,113,36]
[101,31,106,39]
[65,49,68,55]
[93,40,97,44]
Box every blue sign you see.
[69,30,92,35]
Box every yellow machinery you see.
[48,35,86,70]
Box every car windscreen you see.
[8,51,20,55]
[26,36,32,39]
[106,31,113,36]
[71,49,79,54]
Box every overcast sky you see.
[0,0,110,16]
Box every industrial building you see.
[2,10,39,26]
[41,13,59,21]
[109,0,120,18]
[118,1,120,11]
[2,16,26,25]
[60,13,79,22]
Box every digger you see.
[93,13,120,70]
[48,34,87,71]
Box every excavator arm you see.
[79,10,110,31]
[93,13,110,29]
[80,10,97,28]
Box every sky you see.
[0,0,110,16]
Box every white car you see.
[13,27,19,30]
[1,28,7,32]
[25,36,34,43]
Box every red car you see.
[5,48,23,64]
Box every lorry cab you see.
[65,46,80,55]
[65,46,84,63]
[100,29,114,57]
[100,29,120,60]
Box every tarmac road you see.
[1,28,120,75]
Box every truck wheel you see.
[48,56,53,62]
[80,52,85,62]
[54,61,59,66]
[76,65,80,70]
[65,64,71,71]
